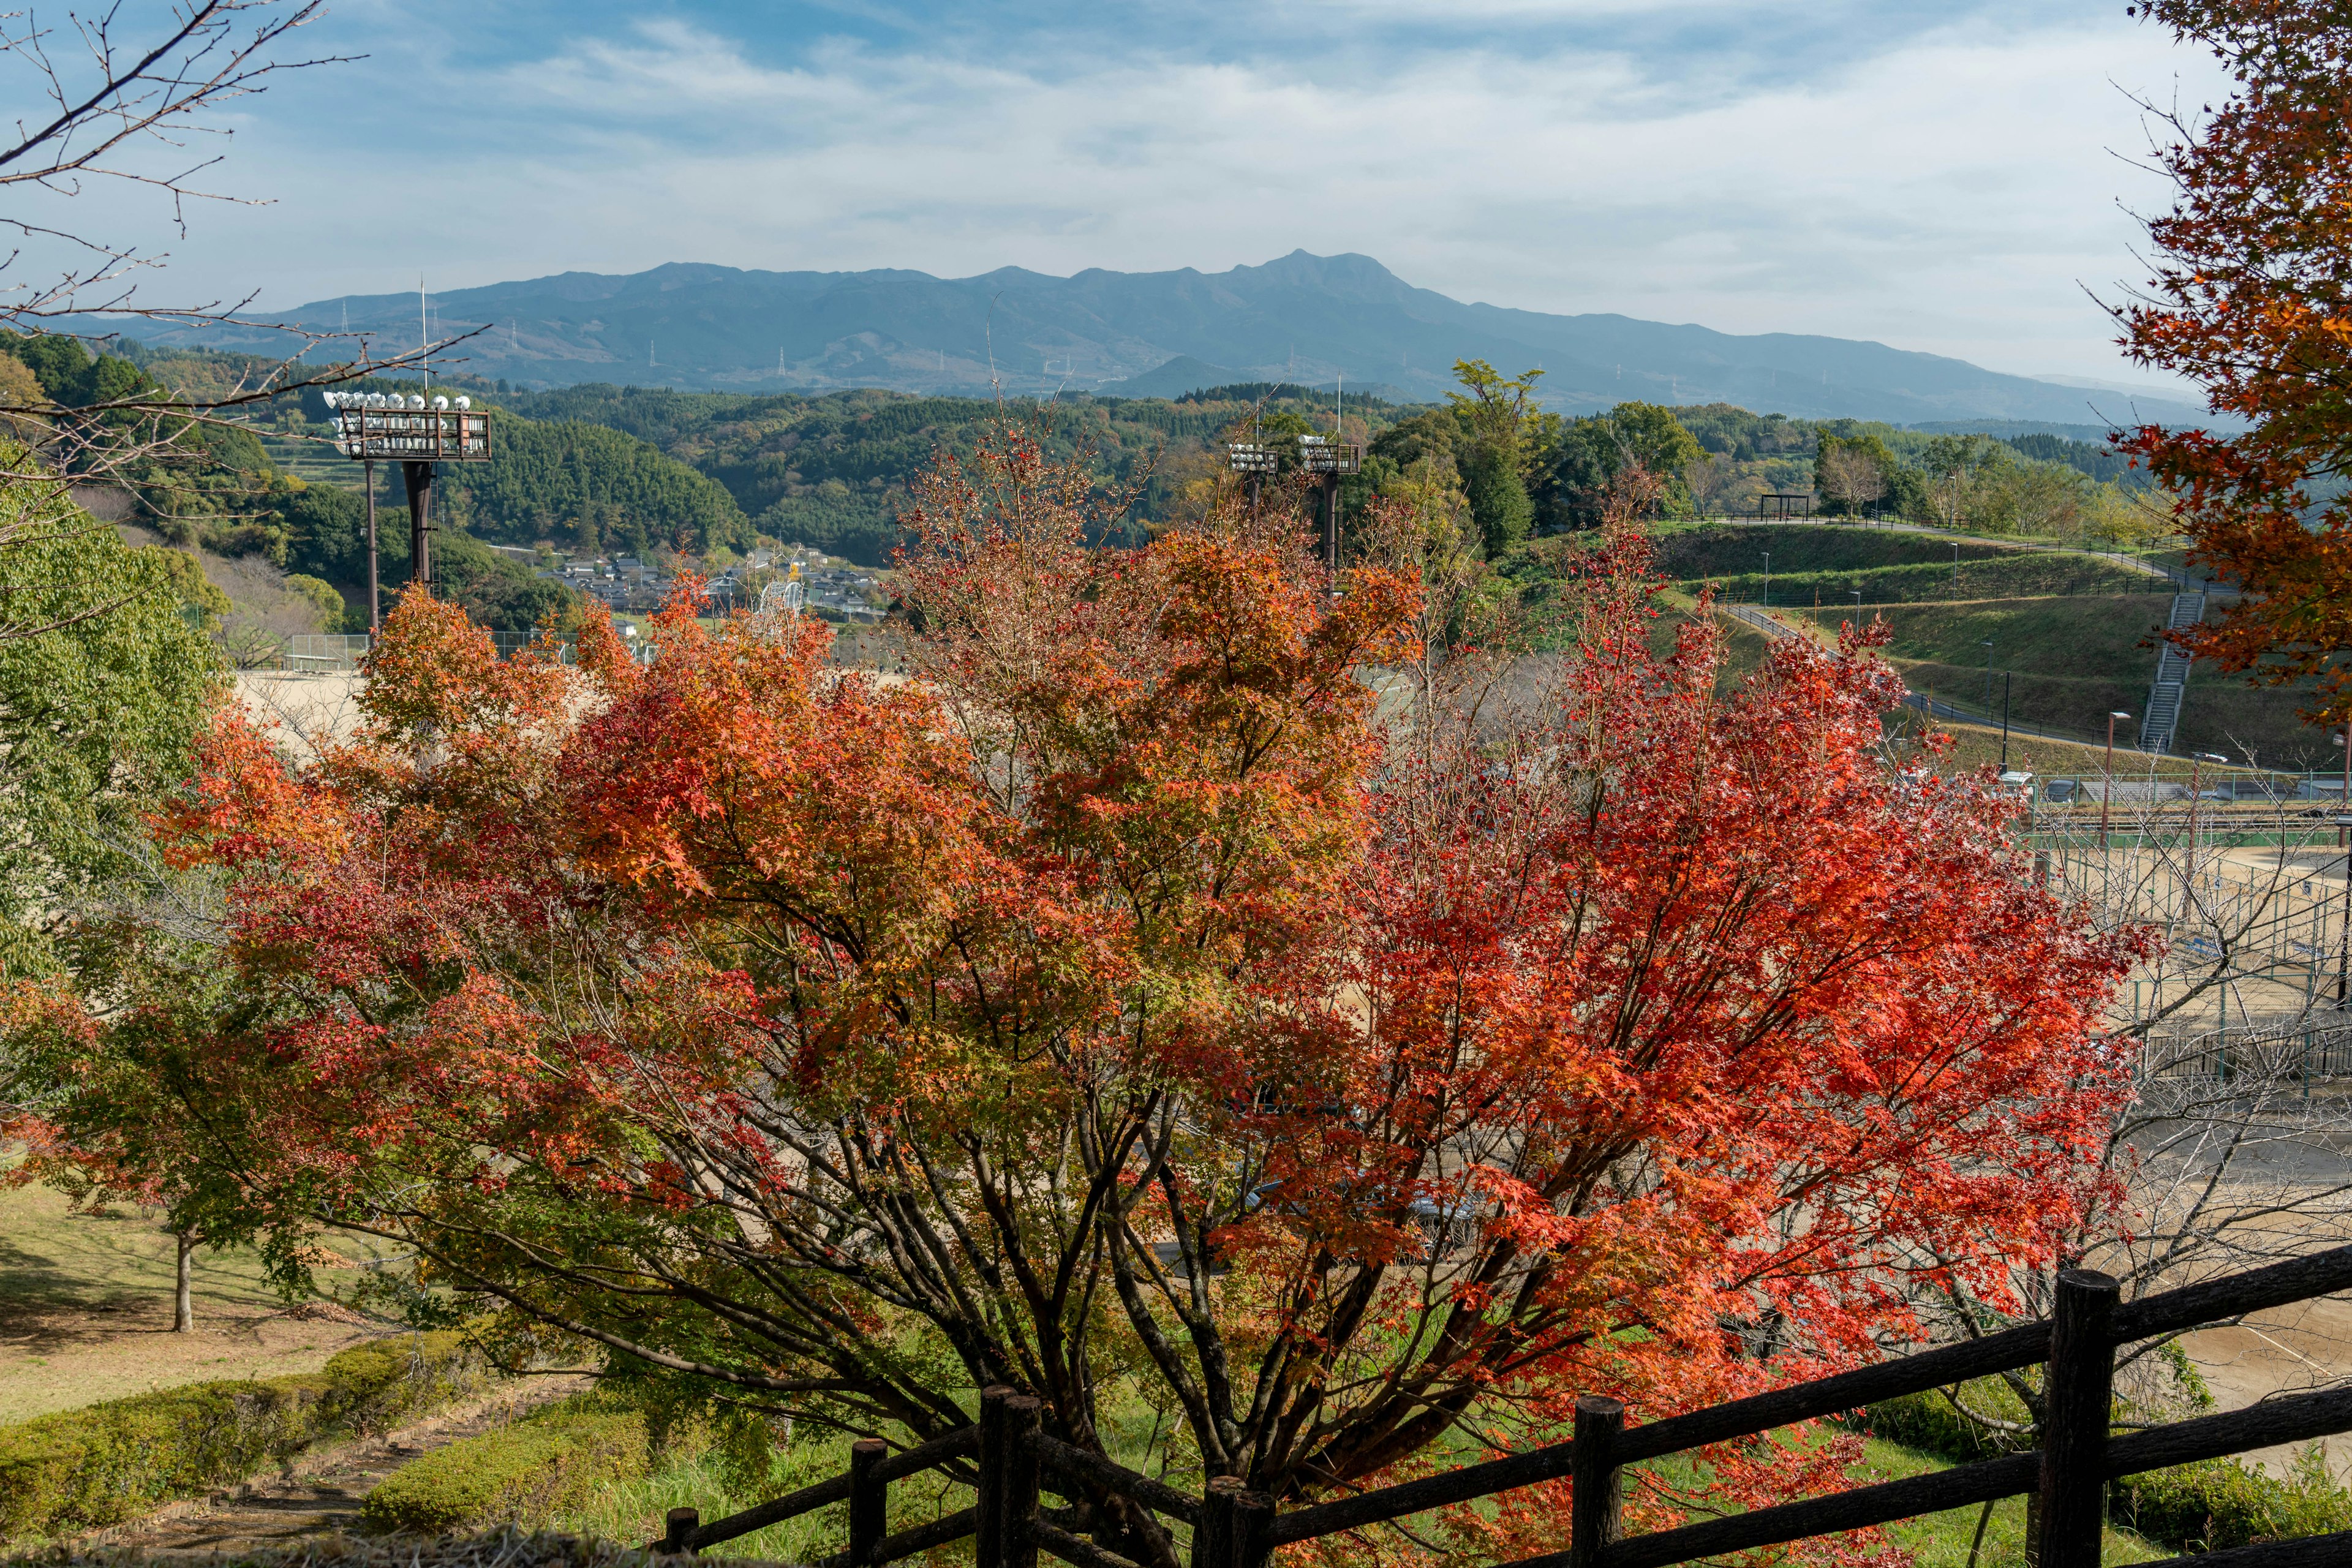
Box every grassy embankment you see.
[1649,524,2330,769]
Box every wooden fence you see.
[649,1245,2352,1568]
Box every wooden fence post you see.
[1195,1477,1238,1568]
[1004,1394,1043,1568]
[850,1439,888,1567]
[1194,1477,1271,1568]
[662,1507,699,1556]
[1569,1395,1624,1568]
[2036,1268,2120,1568]
[976,1385,1012,1568]
[1229,1485,1273,1568]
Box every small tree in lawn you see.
[9,420,2143,1565]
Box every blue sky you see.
[29,0,2223,385]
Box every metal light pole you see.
[1999,670,2013,773]
[1850,589,1861,614]
[2338,813,2352,1006]
[363,458,379,633]
[2186,752,2228,901]
[2101,710,2130,850]
[1760,551,1771,608]
[1980,638,1995,716]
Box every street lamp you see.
[2101,710,2131,850]
[1850,589,1862,613]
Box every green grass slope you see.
[1794,598,2328,766]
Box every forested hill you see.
[437,411,750,557]
[498,383,1417,564]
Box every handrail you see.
[1267,1240,2352,1550]
[1030,1431,1201,1526]
[646,1244,2352,1568]
[1533,1453,2037,1568]
[811,1507,978,1568]
[660,1425,977,1553]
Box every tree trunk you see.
[172,1229,195,1332]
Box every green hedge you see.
[0,1330,488,1543]
[1852,1390,2352,1551]
[361,1398,655,1534]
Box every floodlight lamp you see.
[322,391,341,409]
[431,395,450,411]
[454,396,471,410]
[408,394,426,410]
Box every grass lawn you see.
[0,1180,382,1423]
[1862,1437,2167,1567]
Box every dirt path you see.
[80,1375,589,1556]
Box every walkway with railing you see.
[647,1245,2352,1568]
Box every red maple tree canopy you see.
[5,426,2143,1564]
[2117,1,2352,722]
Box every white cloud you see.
[111,4,2226,383]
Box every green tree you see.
[0,476,222,976]
[1814,432,1897,518]
[1446,361,1561,556]
[1538,403,1703,529]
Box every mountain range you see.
[118,251,2218,428]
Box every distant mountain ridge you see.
[113,252,2221,428]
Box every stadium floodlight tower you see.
[323,388,492,627]
[1222,434,1363,571]
[1225,440,1278,511]
[1296,434,1362,570]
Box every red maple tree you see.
[2116,1,2352,733]
[6,428,2143,1564]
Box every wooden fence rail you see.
[648,1244,2352,1568]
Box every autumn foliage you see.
[6,425,2141,1564]
[2117,1,2352,722]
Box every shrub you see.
[0,1330,488,1543]
[361,1400,660,1535]
[2112,1449,2352,1551]
[1852,1389,2352,1553]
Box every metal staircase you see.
[2140,590,2204,753]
